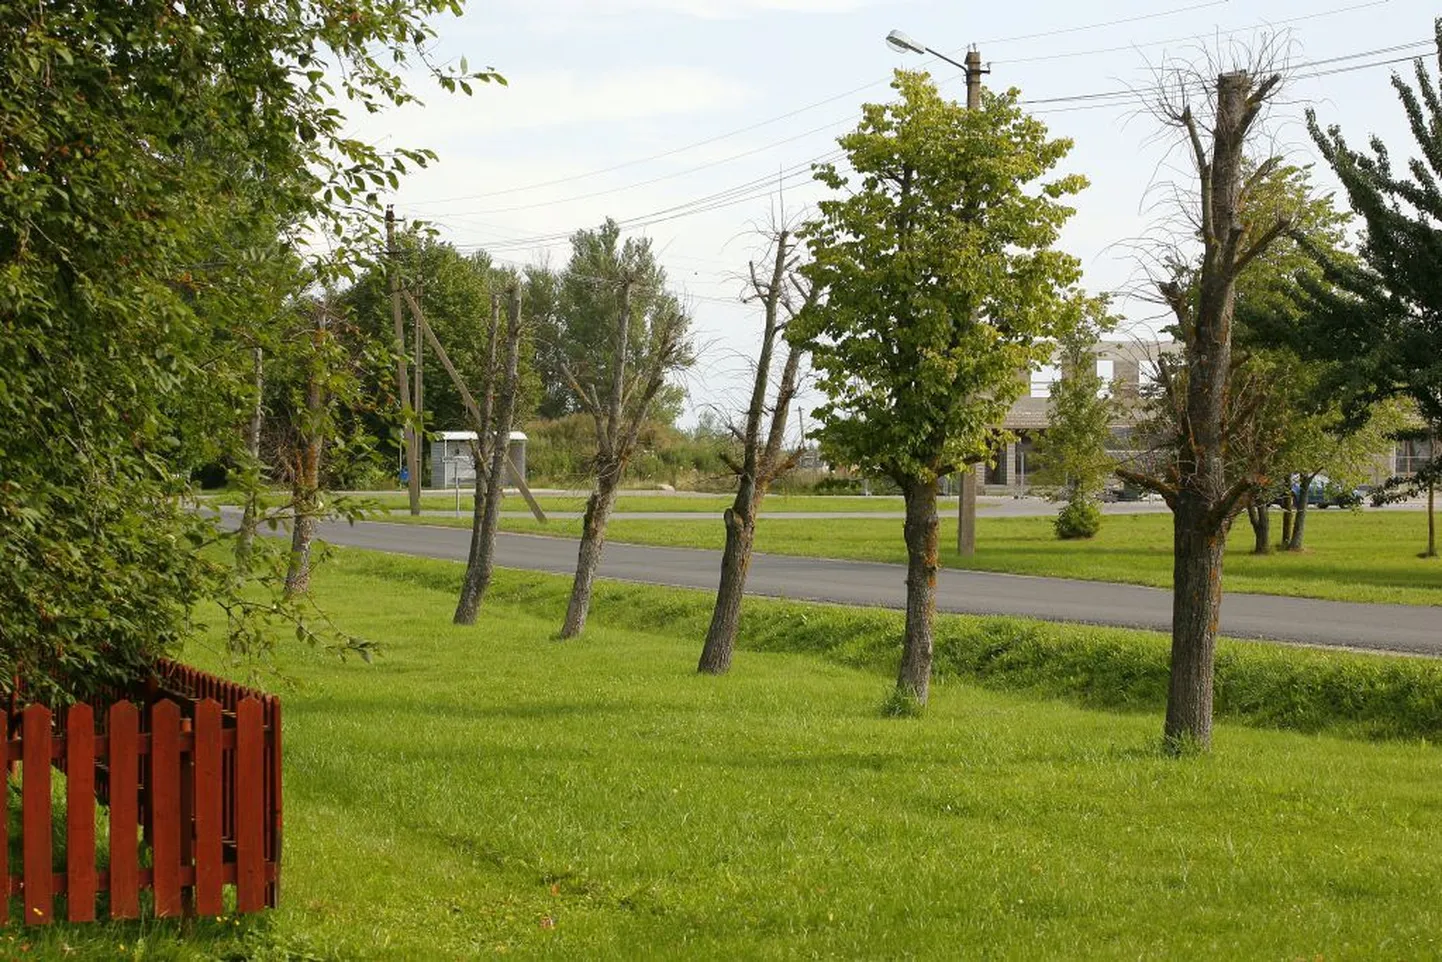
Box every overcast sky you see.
[349,0,1439,428]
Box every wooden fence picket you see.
[150,699,183,917]
[108,700,141,919]
[193,699,224,916]
[22,705,52,925]
[0,723,7,926]
[65,704,97,922]
[235,697,265,913]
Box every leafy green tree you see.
[1032,299,1117,540]
[0,0,492,701]
[793,71,1086,708]
[1295,23,1442,557]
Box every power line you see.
[420,41,1436,259]
[402,0,1394,209]
[434,37,1432,232]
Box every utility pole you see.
[957,46,988,556]
[387,207,420,515]
[412,276,425,506]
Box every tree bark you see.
[897,476,940,705]
[1287,471,1316,552]
[235,346,265,570]
[560,471,621,639]
[1280,487,1295,547]
[453,294,503,625]
[1427,476,1437,559]
[1246,502,1270,555]
[285,317,327,596]
[1165,496,1226,753]
[956,466,977,556]
[699,492,757,674]
[455,288,522,624]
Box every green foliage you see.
[0,0,488,700]
[794,71,1086,485]
[1054,500,1102,540]
[344,233,543,458]
[522,415,728,488]
[1032,299,1117,524]
[532,219,693,432]
[1298,24,1442,466]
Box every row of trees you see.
[12,0,1438,769]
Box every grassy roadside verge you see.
[347,550,1442,742]
[380,509,1442,607]
[13,547,1442,960]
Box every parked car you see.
[1270,475,1364,509]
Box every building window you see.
[1096,358,1114,398]
[1398,437,1437,475]
[1030,364,1060,398]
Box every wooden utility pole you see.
[386,207,420,515]
[412,277,425,502]
[956,47,989,556]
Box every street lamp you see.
[884,28,988,109]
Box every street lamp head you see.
[885,29,926,56]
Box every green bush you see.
[1055,499,1103,539]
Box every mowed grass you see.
[13,550,1442,960]
[385,507,1442,606]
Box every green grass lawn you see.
[14,550,1442,959]
[384,507,1442,607]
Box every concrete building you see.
[430,431,528,487]
[984,340,1180,492]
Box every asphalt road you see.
[295,513,1440,656]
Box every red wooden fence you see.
[3,662,281,924]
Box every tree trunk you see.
[453,462,491,623]
[699,485,757,675]
[454,289,523,624]
[1246,502,1270,555]
[1165,496,1226,753]
[284,434,322,597]
[897,476,940,705]
[1280,488,1295,547]
[1427,477,1437,559]
[1287,472,1315,552]
[453,295,504,625]
[285,314,327,596]
[560,471,621,639]
[235,346,265,570]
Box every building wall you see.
[983,340,1177,492]
[430,437,527,487]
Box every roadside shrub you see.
[1055,500,1103,539]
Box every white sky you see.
[348,0,1439,428]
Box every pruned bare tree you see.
[284,302,332,596]
[1118,48,1296,753]
[550,221,694,639]
[457,285,524,623]
[698,224,813,675]
[451,293,503,623]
